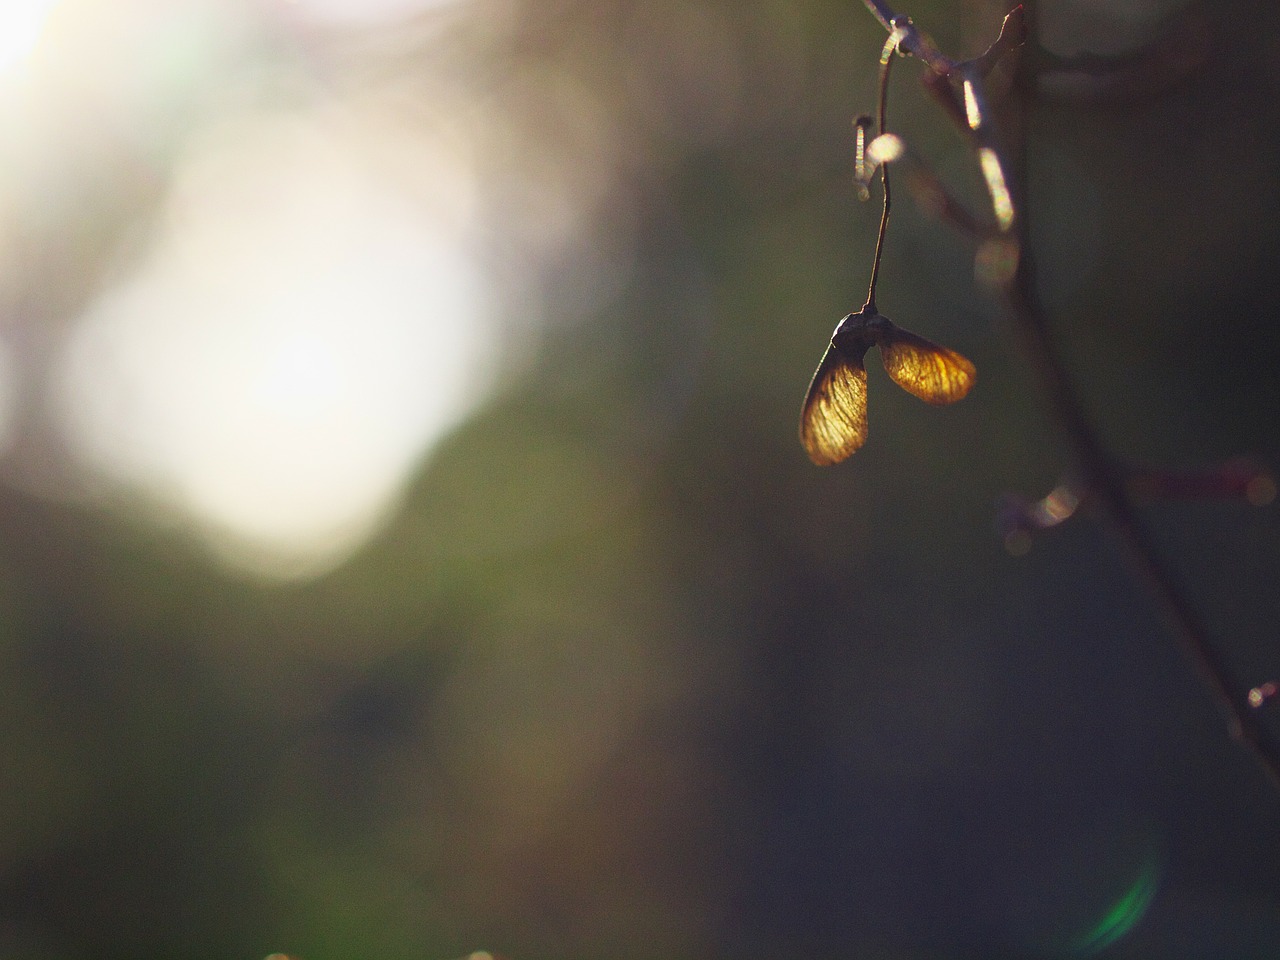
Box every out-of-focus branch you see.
[970,5,1028,78]
[1029,6,1215,102]
[861,0,958,73]
[998,460,1276,554]
[858,0,1280,791]
[862,133,998,240]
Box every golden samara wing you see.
[799,344,869,465]
[879,328,976,405]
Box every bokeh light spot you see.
[866,132,904,165]
[975,236,1020,289]
[1003,528,1032,556]
[55,108,493,578]
[1247,473,1277,506]
[280,0,468,26]
[978,147,1014,231]
[1248,681,1277,708]
[0,0,61,75]
[963,78,982,130]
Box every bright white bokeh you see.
[0,0,62,75]
[279,0,467,26]
[56,109,493,577]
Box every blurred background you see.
[1,0,1280,957]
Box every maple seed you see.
[799,306,976,465]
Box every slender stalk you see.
[865,32,900,311]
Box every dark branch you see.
[858,0,1280,792]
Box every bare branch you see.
[858,0,1280,791]
[860,0,958,74]
[967,4,1028,78]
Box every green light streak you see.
[1069,857,1159,956]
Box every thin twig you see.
[857,0,1280,791]
[864,31,901,310]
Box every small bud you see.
[884,19,912,62]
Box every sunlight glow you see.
[56,109,492,578]
[252,335,345,420]
[1033,485,1079,525]
[282,0,467,26]
[866,133,904,166]
[963,79,982,130]
[978,146,1014,231]
[0,0,61,74]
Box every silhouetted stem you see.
[865,33,899,311]
[858,0,1280,792]
[1005,224,1280,793]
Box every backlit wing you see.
[879,328,976,405]
[799,345,869,465]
